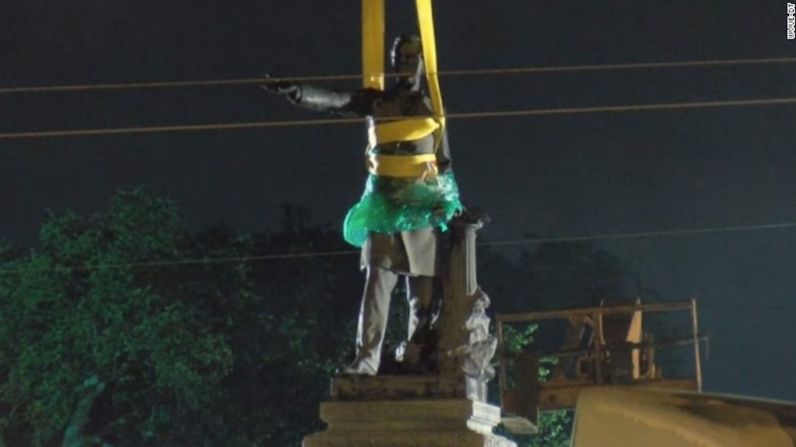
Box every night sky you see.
[2,1,796,401]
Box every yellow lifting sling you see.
[361,0,446,152]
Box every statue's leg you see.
[406,275,434,342]
[395,275,435,368]
[344,265,399,375]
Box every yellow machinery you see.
[497,299,703,433]
[572,387,796,447]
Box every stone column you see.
[436,213,497,402]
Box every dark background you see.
[1,0,795,400]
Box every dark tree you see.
[0,193,651,446]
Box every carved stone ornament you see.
[453,287,498,382]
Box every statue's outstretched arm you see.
[263,78,377,117]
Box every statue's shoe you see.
[339,360,378,376]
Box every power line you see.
[481,222,796,247]
[1,56,794,95]
[441,56,796,76]
[1,221,794,275]
[2,96,795,140]
[701,305,796,311]
[0,116,363,140]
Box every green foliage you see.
[501,324,559,381]
[0,190,234,446]
[500,324,572,447]
[0,196,360,446]
[481,235,649,446]
[502,324,539,356]
[0,193,642,446]
[525,410,572,447]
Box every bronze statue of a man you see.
[264,35,462,375]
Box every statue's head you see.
[390,34,423,78]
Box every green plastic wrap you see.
[343,170,463,247]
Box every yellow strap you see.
[361,0,446,157]
[368,153,438,177]
[370,118,440,146]
[362,0,385,90]
[415,0,445,128]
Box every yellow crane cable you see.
[1,96,795,140]
[0,56,794,95]
[416,0,445,124]
[362,0,385,90]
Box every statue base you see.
[303,394,516,447]
[330,374,465,400]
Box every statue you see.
[264,35,462,375]
[455,287,498,383]
[295,6,514,445]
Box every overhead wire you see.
[1,57,794,309]
[699,305,796,311]
[1,56,795,95]
[482,222,796,247]
[2,221,795,311]
[2,96,796,140]
[1,221,795,275]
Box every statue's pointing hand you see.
[261,73,299,97]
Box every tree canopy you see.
[0,190,642,446]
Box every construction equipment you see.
[497,299,703,433]
[571,387,796,447]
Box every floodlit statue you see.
[264,35,462,375]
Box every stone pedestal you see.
[330,375,466,401]
[304,213,515,446]
[303,397,515,447]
